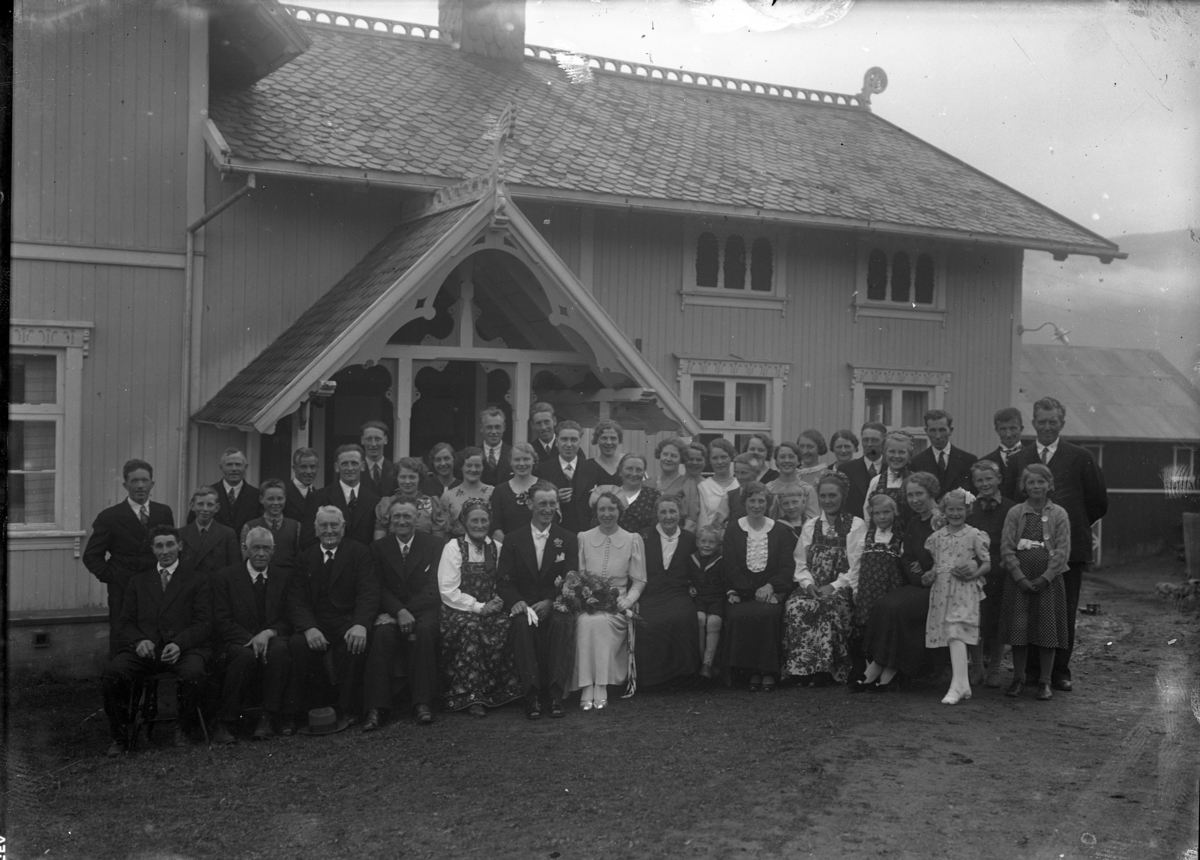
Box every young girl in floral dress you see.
[924,488,991,704]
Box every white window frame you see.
[677,355,789,445]
[8,320,92,557]
[853,238,947,324]
[849,365,950,449]
[1174,444,1195,476]
[680,221,788,313]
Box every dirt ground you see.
[4,556,1198,860]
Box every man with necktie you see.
[312,445,380,547]
[1006,396,1108,691]
[101,526,211,755]
[210,527,296,743]
[910,409,976,498]
[981,407,1027,497]
[528,402,559,463]
[285,448,321,551]
[190,448,262,537]
[179,486,240,576]
[83,459,175,657]
[362,499,445,731]
[360,420,399,499]
[478,406,513,487]
[287,506,379,727]
[241,479,303,572]
[533,421,599,535]
[836,421,886,517]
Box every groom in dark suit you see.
[533,421,599,535]
[362,499,445,731]
[83,459,175,657]
[910,410,976,498]
[497,482,579,719]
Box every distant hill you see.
[1021,229,1200,384]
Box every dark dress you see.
[998,512,1070,648]
[687,552,727,617]
[590,459,621,486]
[967,496,1017,644]
[868,469,914,531]
[862,515,935,675]
[719,520,797,674]
[852,525,907,630]
[636,528,702,686]
[490,480,535,537]
[439,538,523,711]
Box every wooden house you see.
[9,0,1124,670]
[1017,345,1200,567]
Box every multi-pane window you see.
[862,385,932,451]
[677,356,790,452]
[10,353,62,526]
[694,231,775,292]
[865,248,936,305]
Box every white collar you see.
[531,525,551,539]
[1037,439,1060,456]
[158,559,179,574]
[321,544,339,558]
[656,524,679,542]
[246,560,268,579]
[396,535,414,551]
[559,456,578,470]
[339,480,360,497]
[127,498,149,515]
[223,480,243,495]
[292,477,311,495]
[586,527,629,548]
[931,443,953,458]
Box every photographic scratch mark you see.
[1010,36,1045,81]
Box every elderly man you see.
[360,420,399,499]
[478,406,513,487]
[191,448,261,537]
[910,410,977,498]
[101,526,211,755]
[1006,396,1108,691]
[286,506,379,728]
[496,481,578,719]
[529,402,558,464]
[179,486,239,576]
[285,447,321,551]
[362,499,445,731]
[83,459,175,657]
[312,444,380,547]
[210,527,295,743]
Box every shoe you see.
[749,674,763,692]
[941,689,964,705]
[1037,683,1054,701]
[868,677,897,693]
[580,700,594,712]
[343,713,359,729]
[848,678,870,693]
[1052,679,1073,692]
[252,714,274,741]
[1005,680,1022,697]
[548,695,565,718]
[699,663,714,679]
[969,666,985,686]
[761,675,777,693]
[279,716,298,736]
[107,739,125,757]
[525,692,542,721]
[211,722,237,745]
[413,704,434,725]
[593,697,607,710]
[467,703,487,718]
[361,709,385,732]
[172,725,190,748]
[984,669,1002,689]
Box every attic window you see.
[682,225,786,312]
[855,241,945,323]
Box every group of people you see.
[84,397,1107,755]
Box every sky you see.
[317,0,1200,241]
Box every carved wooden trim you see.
[10,320,94,357]
[850,366,951,390]
[676,356,791,381]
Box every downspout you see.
[179,174,256,512]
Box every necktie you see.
[563,462,574,481]
[198,526,208,540]
[867,462,877,479]
[401,542,410,560]
[937,451,946,474]
[229,485,238,505]
[371,464,381,485]
[253,573,267,624]
[1041,447,1050,464]
[488,448,498,469]
[348,488,357,509]
[159,567,171,592]
[321,550,334,590]
[139,505,149,528]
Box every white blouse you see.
[741,516,775,573]
[438,537,501,614]
[657,525,680,569]
[697,476,738,529]
[793,514,867,593]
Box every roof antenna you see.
[858,67,888,108]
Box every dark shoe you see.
[984,668,1002,689]
[761,675,777,692]
[848,678,872,693]
[343,713,359,729]
[748,674,762,692]
[211,722,237,745]
[525,692,542,721]
[252,714,274,741]
[279,716,298,736]
[548,695,565,718]
[868,677,897,693]
[1005,679,1022,697]
[699,663,714,679]
[413,704,434,725]
[361,709,385,733]
[173,725,190,748]
[107,739,126,757]
[1037,683,1054,701]
[467,703,488,718]
[1052,678,1073,692]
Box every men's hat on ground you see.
[297,707,350,735]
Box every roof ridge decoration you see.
[279,4,872,110]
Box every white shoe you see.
[941,689,963,705]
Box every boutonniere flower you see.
[553,538,563,548]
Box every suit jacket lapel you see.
[117,502,145,537]
[162,566,187,610]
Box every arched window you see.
[695,232,719,288]
[891,251,911,303]
[724,235,746,290]
[914,253,935,304]
[867,249,888,301]
[750,238,773,291]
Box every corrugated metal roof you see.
[208,14,1120,257]
[1016,345,1200,441]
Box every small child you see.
[923,488,991,704]
[852,493,909,691]
[687,525,726,678]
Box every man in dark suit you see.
[101,526,211,756]
[496,482,579,719]
[910,409,976,498]
[360,420,399,499]
[980,407,1027,498]
[837,421,886,517]
[285,447,321,551]
[83,459,175,657]
[179,486,240,576]
[478,406,513,487]
[529,402,558,464]
[1007,396,1108,692]
[242,479,303,573]
[533,421,599,535]
[210,526,295,744]
[287,505,380,726]
[190,448,261,538]
[361,499,445,731]
[312,444,380,547]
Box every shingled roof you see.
[207,8,1123,260]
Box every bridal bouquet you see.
[553,570,622,615]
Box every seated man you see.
[496,481,579,719]
[101,526,212,756]
[287,506,379,726]
[362,499,445,731]
[210,527,296,743]
[241,479,302,573]
[179,485,239,576]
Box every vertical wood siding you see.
[13,0,192,251]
